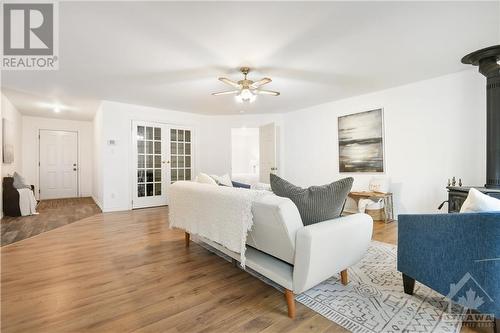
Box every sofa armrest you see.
[293,213,373,293]
[398,213,500,316]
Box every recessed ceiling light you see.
[37,102,76,113]
[239,110,245,113]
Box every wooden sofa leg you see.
[402,273,415,295]
[494,317,499,333]
[284,289,296,319]
[185,232,190,247]
[340,269,349,285]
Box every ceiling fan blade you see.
[250,77,272,89]
[218,77,241,88]
[212,90,239,96]
[255,89,280,96]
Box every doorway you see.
[39,130,79,199]
[231,127,260,184]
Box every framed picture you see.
[338,108,384,173]
[2,118,14,164]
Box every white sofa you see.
[179,185,373,318]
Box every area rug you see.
[295,241,462,333]
[196,239,463,333]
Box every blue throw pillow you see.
[231,181,251,189]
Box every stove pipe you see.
[462,45,500,189]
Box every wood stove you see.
[447,186,500,213]
[444,45,500,212]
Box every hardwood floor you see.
[0,208,490,332]
[1,197,101,246]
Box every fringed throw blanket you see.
[168,181,265,267]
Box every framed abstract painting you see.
[338,108,384,173]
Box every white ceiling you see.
[1,1,499,120]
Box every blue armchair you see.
[398,212,500,332]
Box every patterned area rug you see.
[296,241,462,333]
[196,239,463,333]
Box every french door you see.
[132,121,193,209]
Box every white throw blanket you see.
[168,181,266,267]
[17,188,38,216]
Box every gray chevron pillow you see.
[270,174,353,226]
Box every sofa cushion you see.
[13,172,30,189]
[196,173,218,185]
[460,188,500,213]
[247,193,303,264]
[210,174,233,187]
[270,174,353,225]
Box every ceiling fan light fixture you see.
[214,67,278,103]
[235,88,256,103]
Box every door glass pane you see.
[138,184,145,197]
[154,141,161,154]
[146,169,153,182]
[138,155,144,168]
[155,183,161,195]
[169,128,192,184]
[154,127,161,140]
[146,183,153,196]
[146,141,153,154]
[146,155,153,168]
[146,127,153,140]
[137,140,144,154]
[137,170,145,183]
[137,126,145,140]
[154,169,161,181]
[154,155,161,168]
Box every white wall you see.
[96,101,285,212]
[92,104,104,209]
[97,101,202,212]
[283,70,486,215]
[1,93,22,178]
[22,116,94,199]
[1,93,23,217]
[198,114,284,177]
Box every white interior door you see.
[132,122,169,209]
[259,123,279,183]
[132,123,194,209]
[39,130,78,199]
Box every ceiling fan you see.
[212,67,280,103]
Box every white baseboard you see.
[91,195,103,211]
